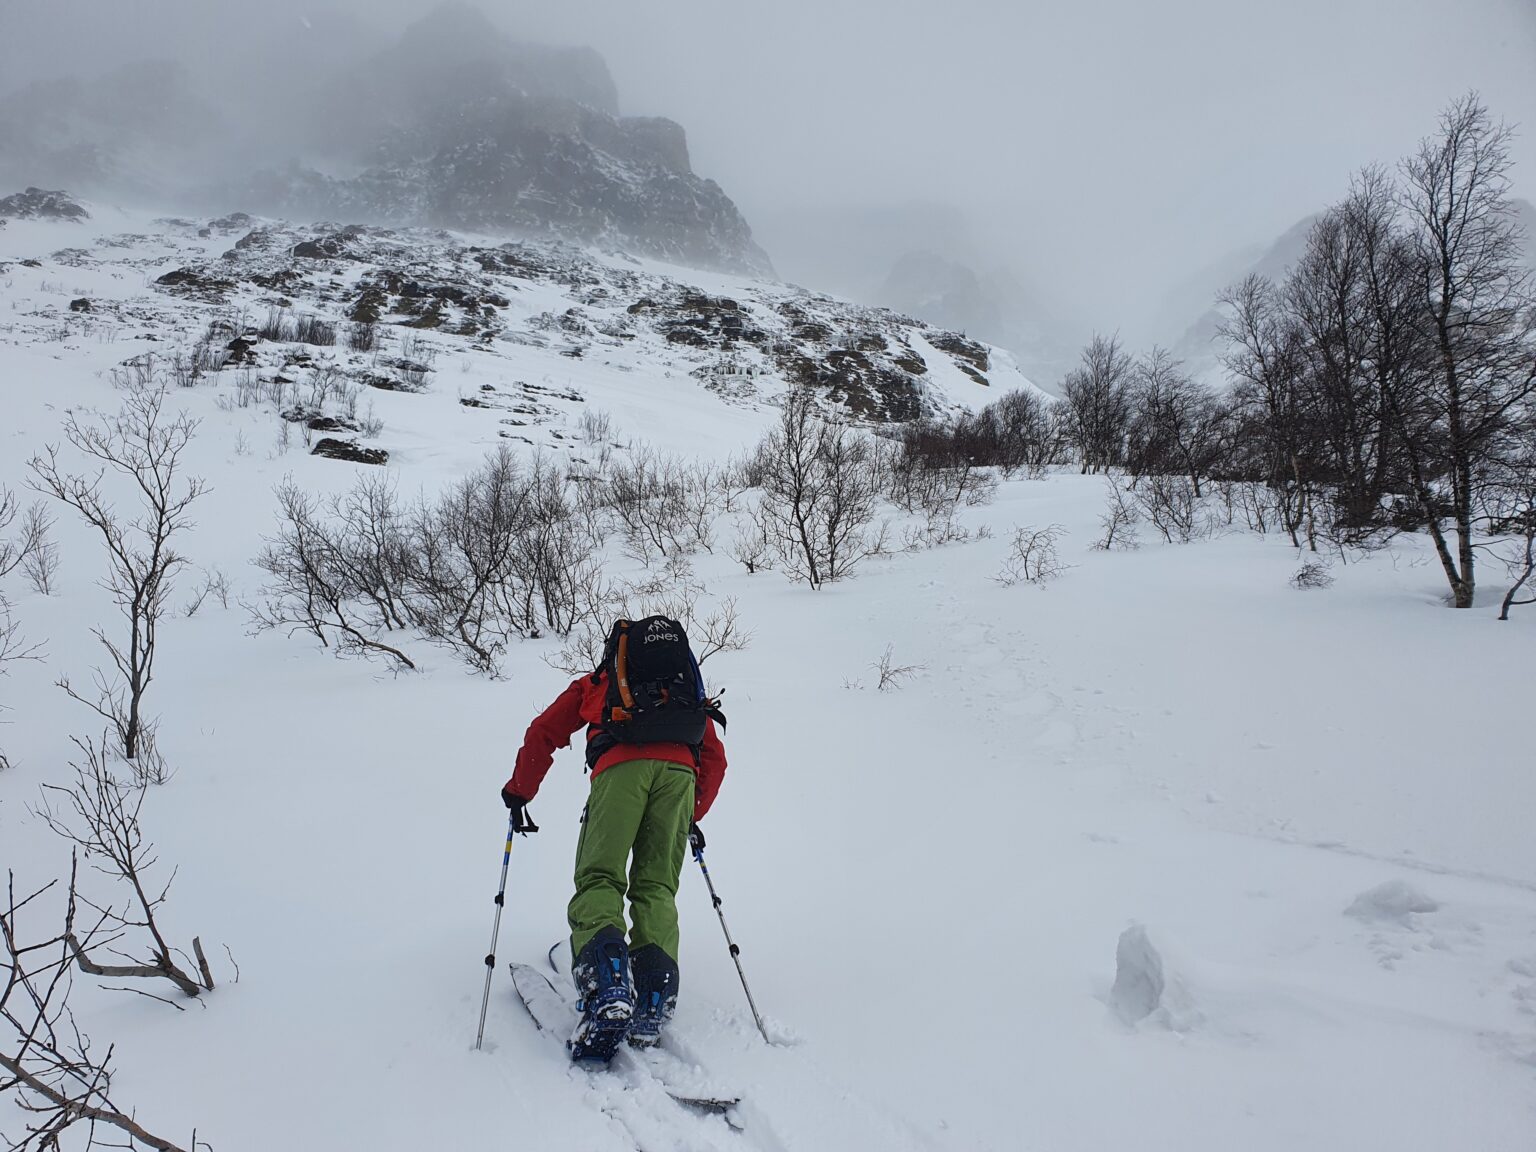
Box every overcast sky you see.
[3,0,1533,344]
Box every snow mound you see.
[1344,880,1440,925]
[1110,923,1200,1031]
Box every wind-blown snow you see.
[2,206,1534,1151]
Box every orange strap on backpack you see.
[610,621,635,721]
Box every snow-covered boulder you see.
[1110,924,1201,1031]
[1344,880,1440,926]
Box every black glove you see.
[688,821,705,852]
[501,787,539,834]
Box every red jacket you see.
[505,672,728,822]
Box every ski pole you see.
[690,831,770,1044]
[475,812,518,1051]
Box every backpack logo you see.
[644,618,679,643]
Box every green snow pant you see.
[568,758,693,965]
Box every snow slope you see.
[2,209,1534,1152]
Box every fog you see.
[3,0,1533,359]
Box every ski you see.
[514,960,743,1118]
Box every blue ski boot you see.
[626,944,679,1049]
[569,927,633,1065]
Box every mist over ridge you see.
[1,0,1533,381]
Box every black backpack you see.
[585,616,725,769]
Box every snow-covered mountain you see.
[0,4,769,277]
[1167,213,1321,383]
[1,205,1533,1152]
[0,203,1028,435]
[1167,197,1536,385]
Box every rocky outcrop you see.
[142,220,1027,425]
[241,4,769,276]
[0,187,89,220]
[0,4,768,279]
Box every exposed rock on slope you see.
[0,188,90,221]
[133,218,1032,423]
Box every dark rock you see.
[349,286,390,323]
[155,267,235,297]
[954,362,990,388]
[307,415,360,433]
[311,438,388,465]
[68,298,92,313]
[292,236,347,260]
[927,330,991,373]
[249,269,305,292]
[210,212,254,232]
[779,347,924,423]
[0,188,89,221]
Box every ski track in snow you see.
[2,208,1535,1151]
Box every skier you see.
[500,616,727,1063]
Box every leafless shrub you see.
[262,372,287,407]
[35,734,214,999]
[258,307,294,343]
[1093,480,1141,551]
[391,357,433,392]
[337,380,363,422]
[234,368,261,410]
[1134,474,1206,544]
[752,388,888,588]
[251,478,417,671]
[408,449,567,671]
[29,378,206,765]
[1219,480,1281,535]
[902,510,973,551]
[357,401,384,438]
[347,319,380,353]
[292,314,337,347]
[306,361,345,410]
[548,559,750,679]
[1,864,197,1152]
[715,453,758,514]
[998,524,1067,586]
[398,331,434,371]
[602,447,715,563]
[885,427,996,517]
[166,350,194,391]
[578,408,613,447]
[1291,559,1335,589]
[254,449,607,674]
[728,508,775,574]
[872,644,923,691]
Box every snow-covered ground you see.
[2,209,1534,1151]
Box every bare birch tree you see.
[30,378,206,768]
